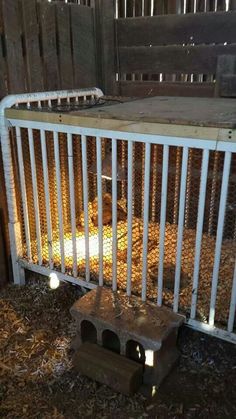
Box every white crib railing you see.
[1,89,236,344]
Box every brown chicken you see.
[78,193,127,227]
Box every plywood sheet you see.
[70,96,236,128]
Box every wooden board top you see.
[70,96,236,129]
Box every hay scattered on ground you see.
[0,278,235,419]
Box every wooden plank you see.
[119,80,215,97]
[117,11,236,47]
[220,74,236,97]
[154,0,165,14]
[134,0,142,17]
[97,0,117,95]
[0,2,7,97]
[4,108,225,141]
[21,0,43,92]
[215,54,236,96]
[119,44,236,75]
[0,32,7,98]
[56,2,74,89]
[1,0,26,93]
[230,0,236,10]
[38,1,60,91]
[167,0,177,13]
[71,4,96,88]
[9,95,236,129]
[64,95,236,129]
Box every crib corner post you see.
[9,221,25,285]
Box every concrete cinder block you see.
[70,287,185,387]
[73,342,143,395]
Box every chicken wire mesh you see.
[10,127,236,330]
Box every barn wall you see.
[0,0,98,284]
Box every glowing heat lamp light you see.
[60,235,112,260]
[77,235,100,259]
[49,273,60,290]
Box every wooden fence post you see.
[95,0,118,95]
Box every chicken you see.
[78,193,127,228]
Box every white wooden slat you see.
[81,135,90,282]
[28,128,42,265]
[67,133,77,278]
[157,145,169,306]
[190,149,209,319]
[173,146,189,312]
[96,136,103,286]
[40,129,53,268]
[126,140,133,296]
[209,151,232,326]
[53,132,65,274]
[112,138,118,291]
[15,127,32,261]
[141,142,151,301]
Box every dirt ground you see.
[0,277,235,419]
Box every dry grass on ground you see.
[0,277,236,419]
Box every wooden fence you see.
[50,0,236,14]
[0,0,99,284]
[0,0,97,98]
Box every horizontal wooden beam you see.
[119,44,236,75]
[117,11,236,47]
[119,80,215,97]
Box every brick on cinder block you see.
[73,342,143,395]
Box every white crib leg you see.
[9,221,25,285]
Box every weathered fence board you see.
[1,0,26,93]
[0,39,7,98]
[119,80,215,97]
[0,0,98,97]
[98,0,117,95]
[38,1,60,91]
[119,44,236,75]
[118,11,236,47]
[21,0,43,92]
[71,4,96,88]
[56,2,74,89]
